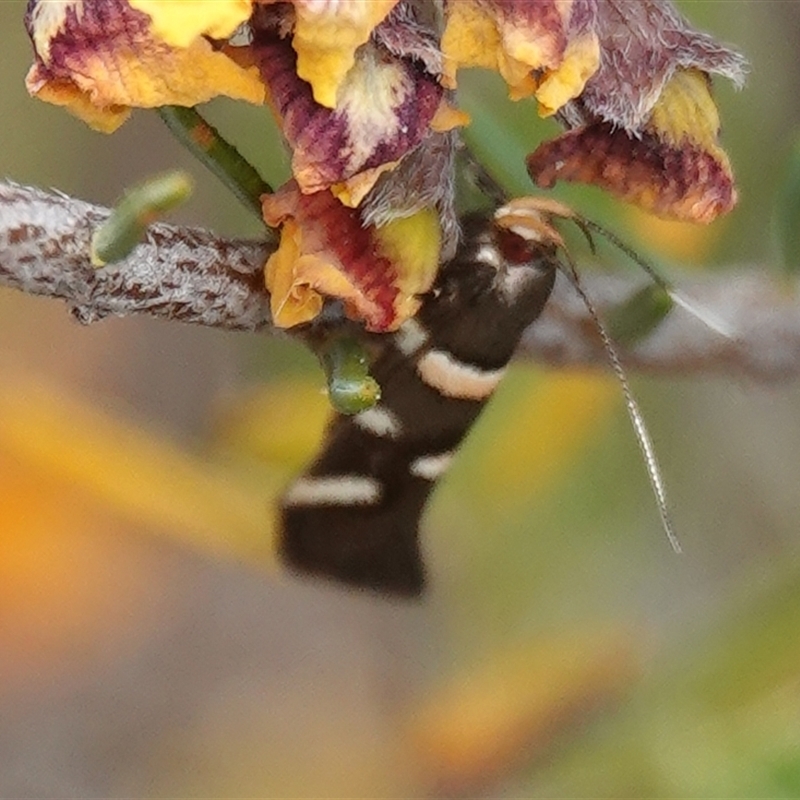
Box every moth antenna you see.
[456,141,510,206]
[493,197,681,551]
[568,216,598,255]
[575,216,735,340]
[577,216,671,291]
[560,251,683,555]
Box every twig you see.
[526,271,800,382]
[2,181,798,382]
[0,181,273,332]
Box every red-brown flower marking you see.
[253,26,445,201]
[528,118,737,224]
[263,182,440,332]
[526,2,747,222]
[24,0,264,132]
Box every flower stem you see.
[157,105,273,220]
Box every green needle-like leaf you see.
[608,283,673,346]
[91,170,193,267]
[158,105,272,220]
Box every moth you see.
[278,202,566,596]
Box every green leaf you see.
[608,284,673,346]
[157,105,273,220]
[91,170,192,266]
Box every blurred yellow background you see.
[2,2,800,796]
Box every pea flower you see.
[25,0,747,332]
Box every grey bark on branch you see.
[1,180,797,383]
[0,181,272,331]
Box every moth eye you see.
[495,226,542,265]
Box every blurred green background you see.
[2,1,800,797]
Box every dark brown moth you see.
[278,205,563,596]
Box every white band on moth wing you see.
[417,350,506,400]
[283,475,382,507]
[394,318,430,357]
[354,405,402,439]
[410,452,455,481]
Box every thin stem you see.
[158,105,273,222]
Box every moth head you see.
[462,198,564,304]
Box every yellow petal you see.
[94,37,265,108]
[528,108,738,224]
[442,0,576,99]
[25,71,131,132]
[290,0,399,108]
[129,0,252,48]
[330,162,399,209]
[430,100,472,133]
[265,219,325,328]
[648,68,722,151]
[441,0,536,96]
[26,0,264,132]
[374,207,441,307]
[265,216,382,330]
[263,185,440,332]
[535,32,601,115]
